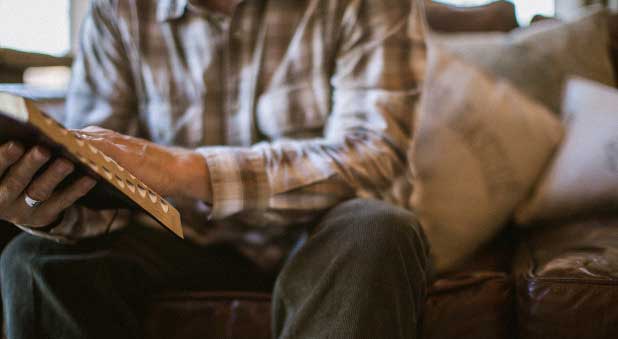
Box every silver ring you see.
[24,194,43,208]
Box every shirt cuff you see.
[15,207,80,244]
[197,146,271,219]
[15,207,128,243]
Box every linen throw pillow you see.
[409,48,563,272]
[431,9,616,114]
[517,78,618,224]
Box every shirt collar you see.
[157,0,189,22]
[157,0,250,22]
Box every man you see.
[0,0,430,338]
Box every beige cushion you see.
[517,78,618,224]
[409,48,563,272]
[431,9,616,114]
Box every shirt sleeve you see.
[199,0,427,221]
[64,0,139,133]
[18,0,138,242]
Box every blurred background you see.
[0,0,616,90]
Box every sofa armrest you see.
[425,0,518,33]
[513,216,618,339]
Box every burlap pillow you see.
[431,9,616,114]
[517,78,618,224]
[409,48,563,272]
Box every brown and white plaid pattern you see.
[31,0,427,266]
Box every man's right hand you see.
[0,141,97,229]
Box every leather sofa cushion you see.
[425,0,518,33]
[514,217,618,339]
[144,230,516,339]
[143,292,272,339]
[423,272,513,339]
[423,228,516,339]
[143,274,514,339]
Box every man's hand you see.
[0,142,97,228]
[76,126,212,202]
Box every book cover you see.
[0,92,183,238]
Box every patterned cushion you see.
[409,47,563,272]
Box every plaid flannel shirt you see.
[21,0,427,267]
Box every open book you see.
[0,92,183,238]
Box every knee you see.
[2,234,37,276]
[320,199,429,262]
[0,234,64,287]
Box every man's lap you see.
[0,199,431,339]
[0,197,429,295]
[0,225,279,294]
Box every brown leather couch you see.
[141,3,618,339]
[3,2,618,339]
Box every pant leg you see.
[0,226,276,339]
[272,198,432,339]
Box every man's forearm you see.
[76,127,213,204]
[168,147,213,203]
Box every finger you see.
[74,126,109,141]
[0,146,50,204]
[36,176,97,217]
[80,125,106,133]
[25,158,74,202]
[0,142,25,176]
